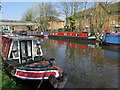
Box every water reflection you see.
[40,38,118,88]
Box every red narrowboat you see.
[49,32,96,40]
[1,35,67,89]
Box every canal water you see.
[40,37,119,88]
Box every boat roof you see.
[2,35,38,41]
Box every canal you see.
[40,37,119,88]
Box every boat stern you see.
[15,69,60,80]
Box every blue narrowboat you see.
[102,32,120,44]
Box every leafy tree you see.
[12,25,14,30]
[26,26,32,30]
[69,3,78,32]
[69,16,76,32]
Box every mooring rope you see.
[36,70,47,90]
[36,59,53,90]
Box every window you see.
[33,40,43,57]
[94,22,97,25]
[84,15,86,19]
[111,13,115,16]
[88,22,91,25]
[88,16,91,19]
[84,23,86,25]
[2,40,8,54]
[27,41,32,57]
[10,41,18,59]
[19,40,33,63]
[21,42,26,58]
[102,13,106,17]
[110,20,116,24]
[94,14,98,18]
[102,21,105,24]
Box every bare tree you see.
[59,2,71,26]
[22,7,35,21]
[0,2,2,12]
[22,2,59,31]
[70,2,83,15]
[35,2,59,31]
[21,7,35,30]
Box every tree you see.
[22,7,35,21]
[69,2,79,32]
[35,3,59,31]
[59,2,83,32]
[22,7,35,30]
[0,2,2,12]
[59,2,71,26]
[69,16,76,32]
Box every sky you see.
[0,1,119,21]
[1,2,66,21]
[1,2,37,20]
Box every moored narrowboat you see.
[27,31,44,37]
[49,32,96,40]
[1,35,67,89]
[43,32,49,38]
[102,32,120,45]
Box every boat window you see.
[27,31,30,34]
[33,40,42,56]
[10,41,18,59]
[20,40,32,63]
[2,40,8,54]
[76,34,79,36]
[27,41,32,57]
[21,42,26,57]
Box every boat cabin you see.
[1,35,67,89]
[2,35,43,63]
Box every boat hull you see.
[2,59,67,89]
[49,35,96,40]
[3,69,55,89]
[102,33,120,44]
[15,69,59,80]
[49,32,97,40]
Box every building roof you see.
[75,2,119,19]
[99,2,119,13]
[2,35,38,41]
[76,8,93,18]
[47,16,64,22]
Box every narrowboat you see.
[13,31,44,37]
[1,35,67,89]
[27,31,44,37]
[43,32,49,38]
[102,32,120,45]
[49,32,96,40]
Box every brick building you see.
[68,2,120,32]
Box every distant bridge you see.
[0,20,39,26]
